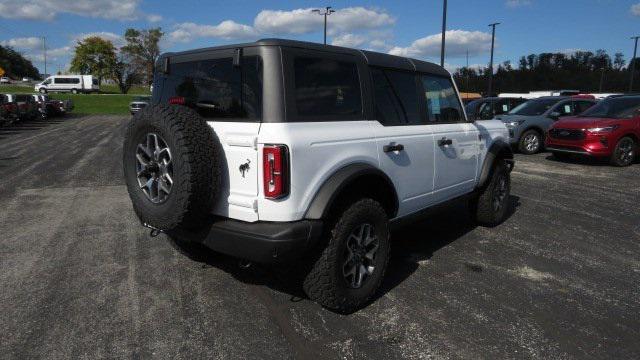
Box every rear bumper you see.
[168,218,323,264]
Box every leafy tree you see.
[613,52,626,71]
[121,28,163,86]
[111,52,139,94]
[0,45,40,79]
[69,36,117,84]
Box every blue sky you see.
[1,0,640,74]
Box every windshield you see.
[133,96,151,102]
[580,97,640,119]
[508,98,559,116]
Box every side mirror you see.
[549,112,560,120]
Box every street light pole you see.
[630,36,640,93]
[42,36,47,77]
[312,7,335,45]
[487,23,500,97]
[440,0,447,67]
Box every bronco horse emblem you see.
[239,159,251,177]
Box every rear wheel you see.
[39,88,47,94]
[303,198,390,313]
[518,129,542,154]
[71,89,79,94]
[610,137,636,167]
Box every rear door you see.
[422,74,479,202]
[369,67,436,217]
[160,49,263,222]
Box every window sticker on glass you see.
[502,104,508,112]
[564,105,571,114]
[427,91,441,115]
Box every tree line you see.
[454,50,638,95]
[69,28,163,94]
[0,45,40,79]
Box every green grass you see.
[0,83,150,115]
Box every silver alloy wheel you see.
[343,223,379,289]
[616,138,635,165]
[524,133,539,153]
[493,174,508,212]
[135,133,173,204]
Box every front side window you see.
[574,100,595,114]
[509,99,559,116]
[477,101,493,120]
[293,56,362,119]
[372,68,421,126]
[422,75,463,122]
[553,101,573,116]
[166,55,262,120]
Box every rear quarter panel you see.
[257,121,379,222]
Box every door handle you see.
[438,137,453,146]
[383,143,404,153]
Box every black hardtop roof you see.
[161,38,450,77]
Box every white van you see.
[35,75,99,94]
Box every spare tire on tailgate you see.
[123,104,220,231]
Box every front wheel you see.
[303,198,390,313]
[471,160,511,226]
[518,129,542,154]
[610,137,636,167]
[38,88,47,94]
[71,89,78,94]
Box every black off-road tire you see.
[303,198,390,313]
[610,136,636,167]
[123,104,220,231]
[518,129,542,154]
[471,160,511,226]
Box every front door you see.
[421,74,479,203]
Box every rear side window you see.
[574,100,594,114]
[293,56,362,119]
[372,68,421,126]
[164,56,262,120]
[421,75,463,123]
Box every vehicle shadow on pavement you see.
[167,195,520,312]
[543,153,614,166]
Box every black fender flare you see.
[478,140,514,189]
[304,163,399,220]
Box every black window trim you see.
[282,47,367,122]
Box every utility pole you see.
[440,0,447,67]
[630,36,640,93]
[312,7,335,45]
[42,36,47,77]
[487,23,500,97]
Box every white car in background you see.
[0,77,10,84]
[34,75,99,94]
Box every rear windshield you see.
[580,97,640,119]
[161,55,262,121]
[509,98,559,116]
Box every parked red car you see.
[0,94,20,125]
[546,95,640,166]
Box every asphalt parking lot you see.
[0,115,638,359]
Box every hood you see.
[551,117,620,130]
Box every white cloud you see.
[631,3,640,16]
[506,0,532,8]
[169,21,259,43]
[146,14,162,23]
[331,34,366,48]
[389,30,493,59]
[0,0,140,21]
[254,7,395,35]
[0,37,42,50]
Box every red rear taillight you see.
[263,145,289,199]
[168,96,185,105]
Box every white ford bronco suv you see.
[123,39,514,312]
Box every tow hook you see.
[142,222,164,237]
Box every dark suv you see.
[465,97,526,121]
